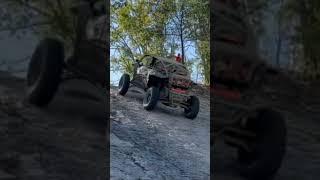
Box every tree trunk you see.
[180,3,185,64]
[180,33,185,64]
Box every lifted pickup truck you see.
[118,55,200,119]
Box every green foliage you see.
[187,0,209,85]
[247,0,320,80]
[1,0,104,49]
[112,0,174,54]
[184,59,194,75]
[282,0,320,80]
[196,40,210,85]
[111,0,176,74]
[1,1,72,42]
[111,0,210,84]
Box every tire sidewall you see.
[27,38,64,106]
[143,86,160,110]
[118,73,130,95]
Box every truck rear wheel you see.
[26,38,64,107]
[237,109,287,180]
[118,73,130,95]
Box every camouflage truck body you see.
[134,55,193,108]
[119,55,200,119]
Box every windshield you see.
[141,56,189,76]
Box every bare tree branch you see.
[13,0,52,17]
[0,21,52,32]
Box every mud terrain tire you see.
[237,109,286,180]
[184,96,200,119]
[143,86,159,110]
[27,38,64,107]
[118,73,130,95]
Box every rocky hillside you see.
[213,75,320,180]
[0,71,107,180]
[110,85,210,179]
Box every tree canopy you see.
[0,0,210,84]
[111,0,210,85]
[245,0,320,81]
[0,0,105,49]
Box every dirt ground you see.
[213,84,320,180]
[2,69,319,179]
[0,71,107,180]
[110,86,210,180]
[214,112,320,180]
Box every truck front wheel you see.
[26,38,64,107]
